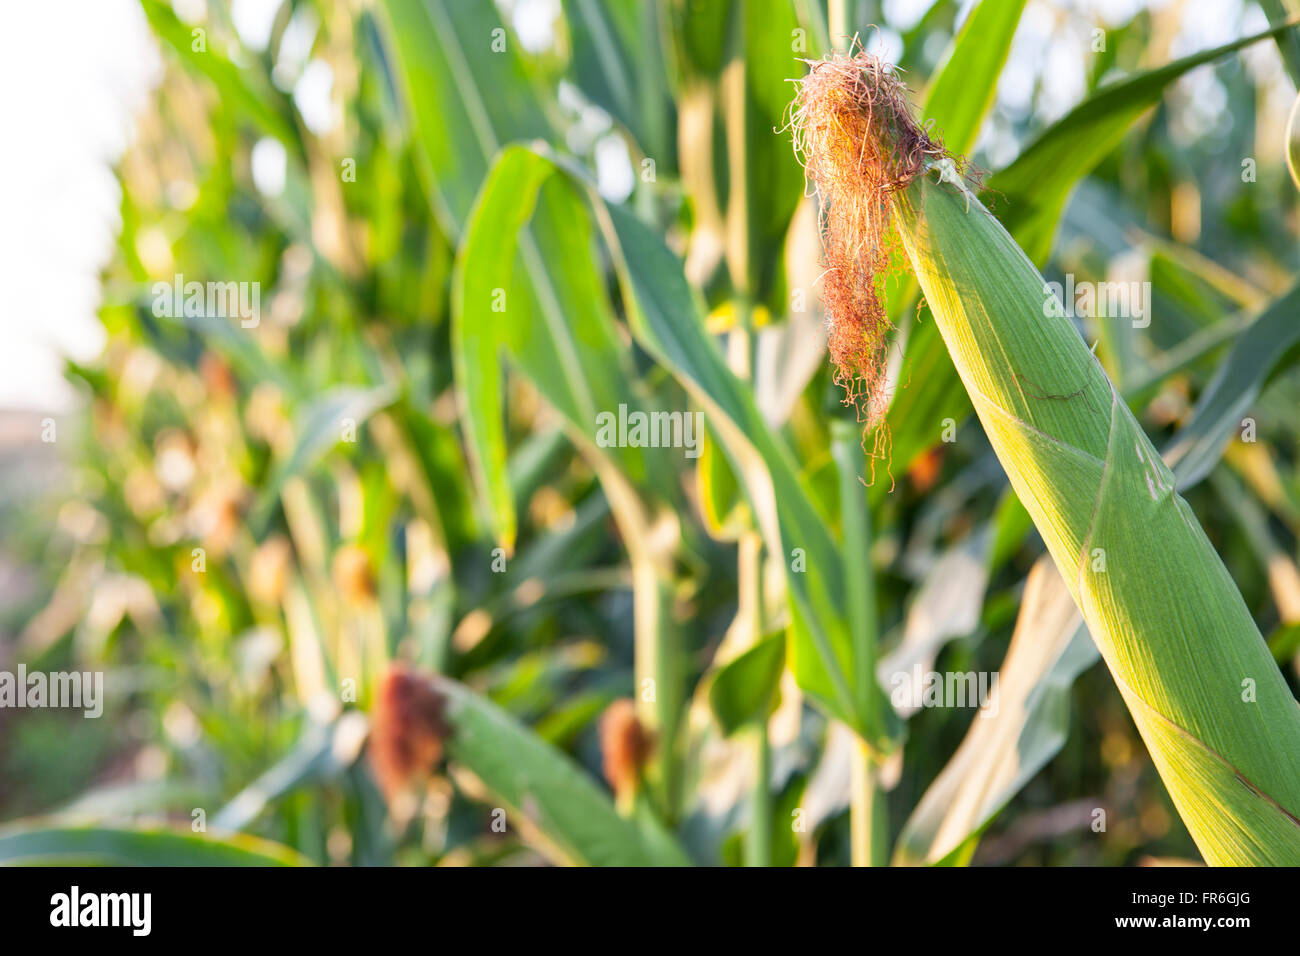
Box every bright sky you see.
[0,0,158,412]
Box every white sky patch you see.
[883,0,935,32]
[1040,30,1088,123]
[251,137,288,197]
[294,59,337,134]
[866,26,904,66]
[272,5,318,90]
[1170,68,1231,146]
[921,29,949,67]
[1242,4,1289,84]
[559,80,611,150]
[171,0,208,23]
[1171,0,1244,59]
[594,134,635,202]
[232,0,280,53]
[1090,0,1153,26]
[998,1,1063,123]
[511,0,561,55]
[974,113,1020,169]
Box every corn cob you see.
[793,51,1300,865]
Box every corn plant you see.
[791,45,1300,864]
[3,0,1300,870]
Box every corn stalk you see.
[888,168,1300,865]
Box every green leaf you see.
[0,823,307,866]
[453,147,693,808]
[708,630,787,735]
[434,677,690,866]
[378,0,551,236]
[671,0,734,80]
[874,310,971,503]
[831,418,881,726]
[698,422,749,538]
[600,195,884,743]
[564,0,673,161]
[454,148,680,547]
[1269,622,1300,665]
[989,486,1034,574]
[737,0,808,306]
[392,0,680,550]
[921,0,1028,159]
[792,0,830,59]
[1164,282,1300,489]
[1259,0,1300,86]
[1289,88,1300,192]
[565,0,642,133]
[464,144,886,746]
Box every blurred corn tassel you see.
[369,665,448,803]
[599,698,653,811]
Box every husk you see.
[891,171,1300,865]
[792,47,1300,866]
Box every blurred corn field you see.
[2,0,1299,867]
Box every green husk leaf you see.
[892,169,1300,865]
